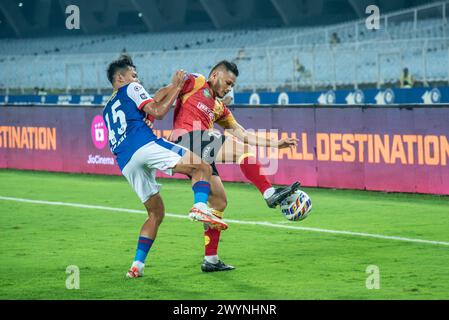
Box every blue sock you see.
[134,236,154,264]
[192,180,211,205]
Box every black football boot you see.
[265,181,301,208]
[201,259,235,272]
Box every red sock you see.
[239,154,272,195]
[204,227,221,256]
[204,209,224,256]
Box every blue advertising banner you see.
[233,87,449,105]
[1,86,448,106]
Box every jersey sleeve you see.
[179,73,207,105]
[126,82,154,110]
[180,74,196,94]
[216,105,238,129]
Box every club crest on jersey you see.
[203,88,212,99]
[134,85,142,91]
[140,93,148,99]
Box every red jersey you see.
[172,73,237,139]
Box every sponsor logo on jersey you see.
[196,102,214,120]
[110,133,127,153]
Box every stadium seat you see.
[0,15,447,92]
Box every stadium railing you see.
[0,2,448,93]
[0,37,448,94]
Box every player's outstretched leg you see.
[172,150,228,230]
[201,175,234,272]
[216,136,300,208]
[126,192,164,278]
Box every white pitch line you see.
[1,195,449,247]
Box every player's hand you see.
[277,138,298,149]
[172,69,187,89]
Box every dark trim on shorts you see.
[175,130,226,176]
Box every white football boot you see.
[126,261,145,279]
[188,206,228,231]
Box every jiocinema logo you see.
[91,115,108,149]
[87,154,115,165]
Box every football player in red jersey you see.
[150,60,300,272]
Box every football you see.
[280,189,312,221]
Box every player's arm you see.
[152,72,196,103]
[141,85,174,126]
[142,70,186,120]
[143,71,196,125]
[152,83,175,103]
[228,122,297,149]
[216,107,297,149]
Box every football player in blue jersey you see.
[103,54,228,278]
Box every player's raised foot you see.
[125,261,144,279]
[201,259,235,273]
[188,207,228,231]
[265,181,301,208]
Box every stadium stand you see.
[0,1,448,93]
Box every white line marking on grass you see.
[1,196,449,247]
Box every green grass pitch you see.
[1,169,449,300]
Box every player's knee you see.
[235,144,255,163]
[145,199,165,225]
[216,197,228,211]
[197,162,212,176]
[209,194,227,211]
[234,144,248,162]
[151,210,165,225]
[244,144,256,156]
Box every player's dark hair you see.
[210,60,239,77]
[107,54,136,84]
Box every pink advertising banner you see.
[1,105,448,195]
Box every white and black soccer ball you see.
[280,189,312,221]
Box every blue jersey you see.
[103,82,157,170]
